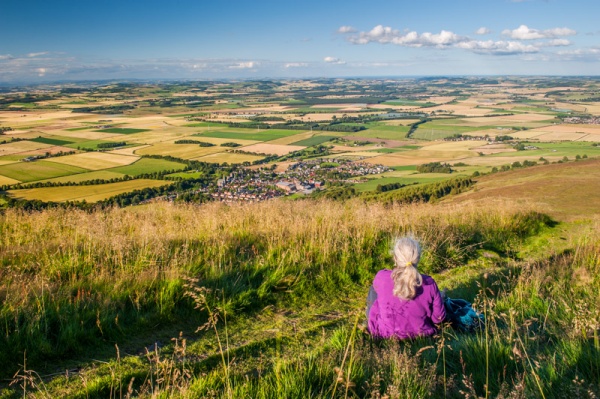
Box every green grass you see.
[356,123,411,140]
[166,170,204,179]
[35,170,126,184]
[196,129,301,142]
[109,157,187,176]
[290,135,337,146]
[30,137,75,146]
[353,175,452,192]
[94,128,150,134]
[382,99,437,107]
[0,160,89,182]
[65,126,93,131]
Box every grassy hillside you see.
[0,161,599,398]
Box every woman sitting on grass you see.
[366,237,446,339]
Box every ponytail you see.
[390,237,423,300]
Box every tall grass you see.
[0,199,546,378]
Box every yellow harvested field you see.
[510,131,548,140]
[0,141,53,156]
[471,144,514,155]
[364,149,474,166]
[333,151,381,158]
[193,152,264,164]
[332,145,381,152]
[240,143,305,156]
[533,132,588,141]
[425,103,492,116]
[48,152,139,170]
[296,113,351,122]
[535,124,600,135]
[109,145,151,156]
[421,140,484,152]
[467,113,552,125]
[20,146,76,156]
[136,143,224,159]
[8,179,172,203]
[0,175,20,185]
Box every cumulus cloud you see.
[502,25,576,40]
[324,56,345,64]
[475,27,491,35]
[347,25,466,47]
[456,40,539,55]
[337,25,356,34]
[284,62,308,68]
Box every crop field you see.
[48,152,139,170]
[0,160,89,182]
[110,157,187,176]
[239,143,305,156]
[93,128,151,134]
[358,123,411,140]
[353,174,452,192]
[8,179,172,202]
[197,129,302,142]
[0,174,20,185]
[0,140,54,156]
[36,170,126,184]
[194,152,265,164]
[135,142,225,159]
[290,135,337,146]
[30,136,77,146]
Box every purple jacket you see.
[368,269,445,339]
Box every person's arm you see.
[431,282,446,324]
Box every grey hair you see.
[390,237,423,300]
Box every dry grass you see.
[136,143,225,159]
[0,141,53,156]
[193,152,264,164]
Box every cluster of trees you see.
[221,142,241,147]
[97,141,126,149]
[375,182,407,192]
[73,104,135,114]
[363,177,474,204]
[416,162,453,174]
[174,139,215,147]
[406,118,430,138]
[0,126,13,134]
[226,120,367,133]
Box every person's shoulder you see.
[420,274,437,286]
[374,269,392,282]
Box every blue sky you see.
[1,0,599,82]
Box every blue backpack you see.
[444,297,485,332]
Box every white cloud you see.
[28,52,49,58]
[284,62,308,68]
[456,40,539,54]
[324,56,345,64]
[37,68,46,77]
[475,27,491,35]
[545,39,572,47]
[0,54,13,60]
[337,25,356,34]
[502,25,576,40]
[228,61,257,69]
[347,25,466,48]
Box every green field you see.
[290,135,337,146]
[30,136,76,146]
[196,129,301,142]
[353,174,453,192]
[358,123,411,140]
[109,157,187,176]
[94,128,150,134]
[166,170,204,179]
[8,179,172,202]
[0,161,89,182]
[382,99,437,107]
[65,126,93,131]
